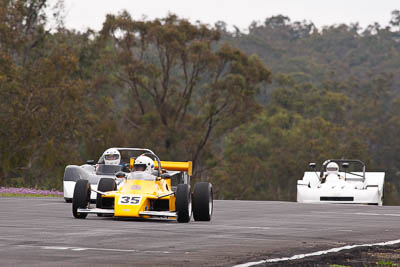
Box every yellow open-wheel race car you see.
[72,148,213,223]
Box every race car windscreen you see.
[96,164,122,175]
[127,172,156,181]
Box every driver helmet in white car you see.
[134,155,154,174]
[103,148,121,165]
[326,162,339,175]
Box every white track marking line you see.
[43,246,69,250]
[311,211,400,217]
[36,203,65,206]
[246,226,271,230]
[356,213,400,217]
[17,245,170,254]
[208,236,278,241]
[213,225,271,230]
[162,224,271,230]
[234,239,400,267]
[153,224,349,233]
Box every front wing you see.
[77,207,177,218]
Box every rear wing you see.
[130,159,192,176]
[155,161,192,176]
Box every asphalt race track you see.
[1,197,400,266]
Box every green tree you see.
[100,12,271,175]
[0,0,91,188]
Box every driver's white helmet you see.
[134,155,154,173]
[103,148,120,165]
[326,162,339,175]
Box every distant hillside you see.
[221,14,400,89]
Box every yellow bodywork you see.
[102,161,191,218]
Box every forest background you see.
[1,0,400,204]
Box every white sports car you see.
[297,159,384,206]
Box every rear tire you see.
[175,184,191,223]
[64,198,72,203]
[96,178,116,217]
[192,182,213,221]
[96,178,116,208]
[72,180,90,219]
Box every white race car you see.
[63,148,147,202]
[297,159,384,206]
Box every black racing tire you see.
[96,178,116,217]
[96,178,117,209]
[192,182,213,221]
[64,198,72,203]
[72,180,90,219]
[175,184,191,223]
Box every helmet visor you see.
[134,164,146,171]
[105,154,119,161]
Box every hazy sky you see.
[57,0,399,32]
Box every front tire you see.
[72,180,90,219]
[192,182,213,221]
[175,184,191,223]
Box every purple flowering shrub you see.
[0,187,63,196]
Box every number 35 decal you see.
[118,195,142,205]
